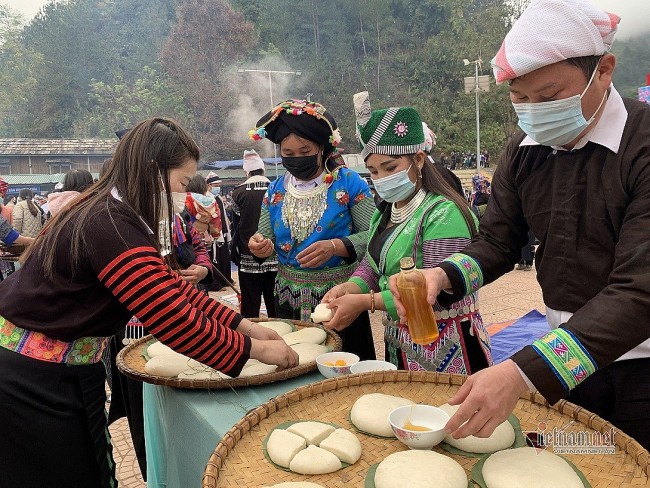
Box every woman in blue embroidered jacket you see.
[248,99,376,360]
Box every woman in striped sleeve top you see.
[0,117,298,488]
[321,98,492,375]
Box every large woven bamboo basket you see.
[115,319,341,389]
[203,371,649,487]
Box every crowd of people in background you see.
[441,150,490,170]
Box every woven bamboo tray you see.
[116,319,341,389]
[203,371,650,487]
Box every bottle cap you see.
[400,257,415,270]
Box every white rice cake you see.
[289,445,341,475]
[238,361,278,377]
[147,341,176,357]
[266,429,306,469]
[286,421,335,446]
[350,393,415,437]
[264,483,325,488]
[144,353,191,377]
[177,368,231,380]
[257,321,294,336]
[375,450,467,488]
[283,327,327,346]
[310,303,333,324]
[290,343,329,365]
[482,447,583,488]
[439,403,515,453]
[319,428,362,464]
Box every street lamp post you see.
[463,58,489,176]
[237,68,302,178]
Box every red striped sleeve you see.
[98,246,249,375]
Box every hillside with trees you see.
[0,0,647,161]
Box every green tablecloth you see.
[143,372,322,488]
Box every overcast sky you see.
[2,0,648,39]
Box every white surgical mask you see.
[171,192,187,213]
[372,164,416,203]
[513,64,607,147]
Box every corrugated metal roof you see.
[0,138,116,156]
[2,174,68,184]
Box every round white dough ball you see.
[283,327,327,346]
[239,362,278,377]
[147,341,175,357]
[375,450,467,488]
[310,304,333,324]
[144,353,191,377]
[266,429,306,468]
[289,445,341,475]
[286,421,335,446]
[258,321,294,336]
[482,447,584,488]
[177,368,231,380]
[264,483,325,487]
[319,428,362,464]
[439,403,515,453]
[350,393,415,437]
[290,343,329,365]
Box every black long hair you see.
[417,153,477,237]
[19,188,39,218]
[22,118,200,278]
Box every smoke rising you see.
[226,55,305,158]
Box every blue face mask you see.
[210,187,221,196]
[513,65,606,147]
[372,163,416,203]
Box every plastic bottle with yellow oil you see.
[395,257,439,345]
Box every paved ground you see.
[110,265,545,487]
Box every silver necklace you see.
[391,188,427,224]
[282,178,329,242]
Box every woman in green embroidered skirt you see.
[321,93,492,373]
[248,99,376,360]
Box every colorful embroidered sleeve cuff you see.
[381,290,399,321]
[531,328,598,391]
[440,253,484,295]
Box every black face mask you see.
[281,154,320,181]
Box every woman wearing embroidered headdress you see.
[320,92,491,374]
[248,99,376,360]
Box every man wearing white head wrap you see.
[231,149,278,317]
[242,149,265,174]
[390,0,650,451]
[492,0,619,84]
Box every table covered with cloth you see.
[144,372,322,488]
[143,310,550,488]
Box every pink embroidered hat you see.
[491,0,620,84]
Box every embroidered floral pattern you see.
[532,329,597,390]
[394,121,409,137]
[0,317,108,365]
[271,192,284,205]
[280,242,292,253]
[335,190,350,206]
[354,193,367,203]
